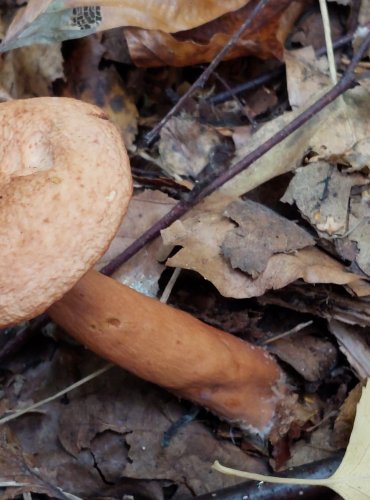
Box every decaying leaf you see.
[281,161,366,237]
[162,203,366,299]
[0,428,67,499]
[158,116,223,178]
[268,334,337,382]
[2,344,267,498]
[0,43,63,99]
[59,35,138,148]
[213,379,370,500]
[99,190,176,297]
[328,320,370,379]
[0,0,250,52]
[124,1,302,67]
[332,382,364,449]
[222,199,315,278]
[282,158,370,277]
[285,46,331,108]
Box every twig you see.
[319,0,337,84]
[101,31,370,276]
[0,364,113,425]
[208,30,356,106]
[262,320,313,345]
[144,0,269,145]
[208,66,284,105]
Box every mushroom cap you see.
[0,97,132,327]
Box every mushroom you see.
[0,97,287,437]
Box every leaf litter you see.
[1,1,370,498]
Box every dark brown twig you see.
[144,0,269,145]
[101,31,370,276]
[208,30,355,106]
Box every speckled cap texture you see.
[0,97,132,327]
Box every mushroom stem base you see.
[49,270,286,435]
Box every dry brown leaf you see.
[332,382,364,449]
[222,199,315,278]
[268,334,337,382]
[282,160,370,277]
[0,429,66,499]
[161,87,370,300]
[98,190,176,297]
[285,46,331,108]
[214,379,370,500]
[0,0,250,51]
[124,1,302,67]
[0,43,63,98]
[162,205,365,299]
[328,320,370,379]
[59,35,138,148]
[281,161,366,237]
[283,423,336,469]
[158,116,223,178]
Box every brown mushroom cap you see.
[0,97,132,326]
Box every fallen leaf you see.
[282,159,370,276]
[124,1,302,67]
[328,320,370,379]
[98,190,176,297]
[222,199,315,278]
[0,428,67,499]
[162,205,365,299]
[58,35,138,148]
[0,43,63,98]
[260,282,370,328]
[285,46,331,108]
[213,379,370,500]
[283,423,337,469]
[332,382,364,449]
[281,161,366,237]
[268,334,337,382]
[0,0,250,51]
[158,116,223,178]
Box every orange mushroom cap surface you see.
[0,97,132,326]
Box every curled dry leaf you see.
[328,320,370,379]
[124,1,302,67]
[0,0,250,52]
[332,382,364,449]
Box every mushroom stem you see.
[49,269,286,435]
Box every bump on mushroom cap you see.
[0,97,132,326]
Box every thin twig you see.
[101,31,370,276]
[262,320,313,345]
[0,364,113,425]
[144,0,269,145]
[319,0,338,84]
